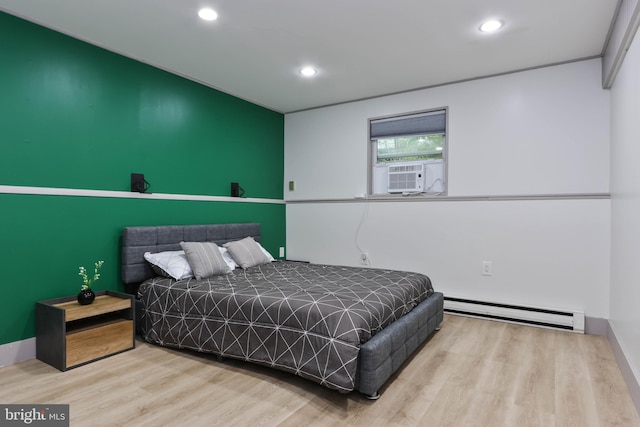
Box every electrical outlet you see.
[482,261,492,276]
[360,253,369,266]
[279,247,285,258]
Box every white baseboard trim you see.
[0,338,36,368]
[585,316,609,336]
[608,322,640,417]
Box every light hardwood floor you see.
[1,315,638,426]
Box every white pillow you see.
[144,250,193,280]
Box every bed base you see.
[121,223,444,398]
[355,291,444,397]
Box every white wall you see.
[286,59,609,200]
[288,200,610,316]
[285,59,611,318]
[610,26,640,390]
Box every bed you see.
[121,223,443,399]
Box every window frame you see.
[367,107,449,197]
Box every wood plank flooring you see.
[1,315,638,426]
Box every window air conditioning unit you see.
[387,162,426,193]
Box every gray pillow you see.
[223,237,271,268]
[179,242,230,279]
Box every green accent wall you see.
[0,12,285,345]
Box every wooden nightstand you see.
[36,290,135,371]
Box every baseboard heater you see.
[444,297,585,333]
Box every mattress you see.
[138,260,434,392]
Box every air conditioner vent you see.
[387,162,425,193]
[388,164,423,173]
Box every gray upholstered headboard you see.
[121,223,261,286]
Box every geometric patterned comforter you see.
[138,261,434,392]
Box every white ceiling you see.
[0,0,619,113]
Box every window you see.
[369,109,447,195]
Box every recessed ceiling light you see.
[198,8,218,21]
[479,20,503,32]
[299,67,318,77]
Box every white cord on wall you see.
[354,193,370,265]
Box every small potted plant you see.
[77,260,104,305]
